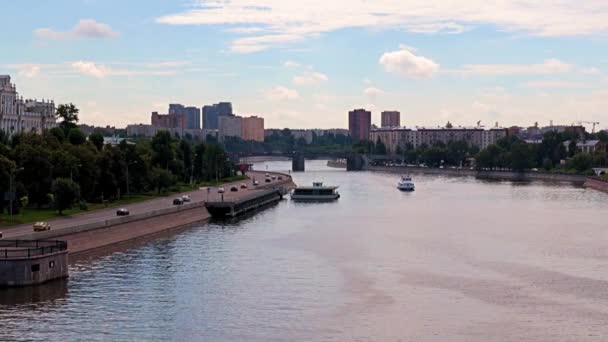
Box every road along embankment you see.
[7,172,296,256]
[365,166,586,184]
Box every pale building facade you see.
[370,127,509,154]
[0,75,56,137]
[218,115,242,141]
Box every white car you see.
[218,187,225,194]
[181,195,191,202]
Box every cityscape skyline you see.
[2,1,608,130]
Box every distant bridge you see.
[228,151,374,171]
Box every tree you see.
[89,132,104,151]
[568,153,593,173]
[52,178,80,214]
[150,167,173,194]
[68,128,86,145]
[375,138,387,155]
[56,103,80,135]
[49,127,65,143]
[151,131,174,169]
[510,141,534,171]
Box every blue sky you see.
[2,0,608,129]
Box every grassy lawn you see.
[0,175,249,228]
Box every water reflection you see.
[0,279,68,306]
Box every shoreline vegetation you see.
[0,104,241,228]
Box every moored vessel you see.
[291,182,340,201]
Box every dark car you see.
[230,186,238,192]
[0,231,3,239]
[116,208,130,216]
[278,176,283,180]
[173,198,183,205]
[265,178,271,183]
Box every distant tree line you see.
[0,104,234,215]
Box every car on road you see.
[271,176,277,180]
[265,173,270,177]
[217,187,225,194]
[278,176,283,180]
[265,178,271,183]
[230,186,238,192]
[181,195,191,202]
[240,183,248,189]
[173,198,183,205]
[253,180,259,186]
[116,208,130,216]
[0,231,3,239]
[33,221,51,232]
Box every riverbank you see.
[0,175,249,228]
[365,165,587,184]
[584,177,608,193]
[327,159,347,168]
[1,171,296,255]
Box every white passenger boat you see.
[291,182,340,201]
[397,176,415,191]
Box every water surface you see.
[2,160,608,341]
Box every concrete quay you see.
[584,177,608,193]
[1,171,295,256]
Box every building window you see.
[31,264,40,272]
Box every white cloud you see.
[35,19,119,41]
[72,61,110,78]
[457,59,573,76]
[157,1,608,53]
[18,64,41,78]
[521,80,582,88]
[379,47,439,78]
[364,87,384,97]
[284,60,301,68]
[266,86,300,101]
[293,71,328,85]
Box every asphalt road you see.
[1,171,292,240]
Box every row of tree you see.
[475,132,608,173]
[0,104,235,214]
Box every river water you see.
[2,160,608,341]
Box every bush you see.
[79,201,88,211]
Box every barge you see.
[205,188,284,218]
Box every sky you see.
[2,0,608,130]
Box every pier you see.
[205,188,286,218]
[0,240,68,287]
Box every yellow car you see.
[33,221,51,232]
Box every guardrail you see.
[0,240,67,259]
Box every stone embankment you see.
[4,172,295,256]
[366,165,586,184]
[584,177,608,193]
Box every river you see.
[2,160,608,341]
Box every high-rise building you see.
[0,75,56,137]
[218,115,242,141]
[348,109,371,141]
[168,104,201,130]
[241,116,264,142]
[203,102,233,129]
[381,111,400,128]
[184,107,201,130]
[151,110,185,129]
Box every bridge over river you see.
[230,151,388,171]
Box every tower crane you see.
[572,121,600,133]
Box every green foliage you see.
[150,167,174,194]
[51,178,80,214]
[568,153,593,173]
[56,103,80,135]
[89,131,104,151]
[68,129,86,145]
